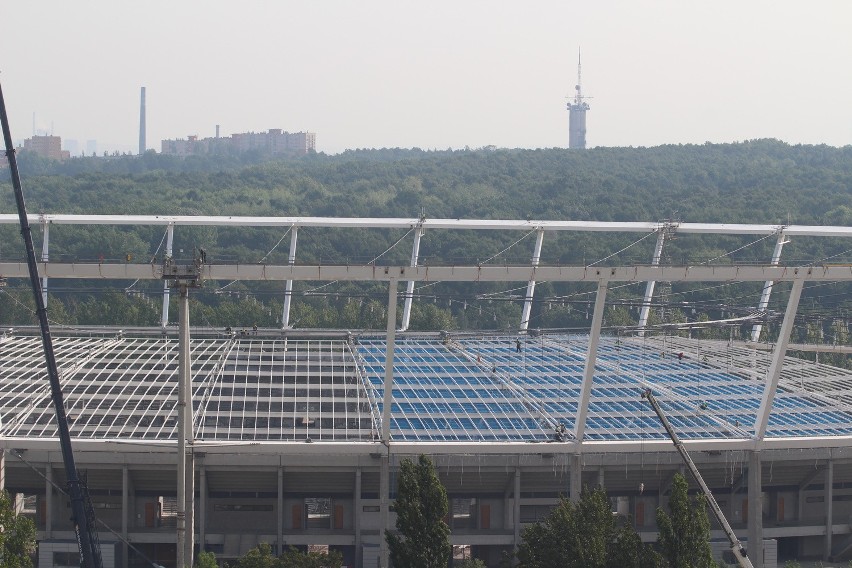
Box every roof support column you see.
[379,278,398,568]
[379,454,390,568]
[520,229,545,331]
[0,448,4,491]
[160,224,174,328]
[400,226,423,332]
[381,279,399,446]
[638,229,666,335]
[748,451,763,568]
[176,284,195,568]
[199,464,207,557]
[355,467,363,567]
[754,277,804,438]
[277,466,283,555]
[513,467,521,551]
[825,460,834,560]
[573,280,608,442]
[122,465,129,568]
[281,227,299,329]
[570,454,582,502]
[751,233,788,342]
[40,222,49,306]
[45,464,53,538]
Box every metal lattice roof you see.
[2,331,850,446]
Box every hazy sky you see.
[2,1,850,154]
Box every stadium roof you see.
[2,331,851,453]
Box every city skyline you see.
[2,1,851,155]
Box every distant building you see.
[567,51,590,149]
[161,129,316,157]
[22,135,70,161]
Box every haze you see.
[2,1,850,154]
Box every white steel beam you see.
[40,222,49,306]
[520,229,545,331]
[381,279,399,445]
[750,233,788,342]
[160,224,174,328]
[2,214,852,237]
[281,227,299,329]
[400,226,423,332]
[4,263,850,284]
[573,281,608,442]
[638,229,666,335]
[754,278,805,439]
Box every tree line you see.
[1,141,851,359]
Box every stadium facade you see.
[1,215,852,568]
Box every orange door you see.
[334,504,344,529]
[636,501,645,527]
[742,499,748,523]
[480,504,491,529]
[145,502,157,527]
[292,504,303,529]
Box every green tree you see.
[0,490,36,568]
[385,455,451,568]
[229,543,278,568]
[607,523,664,568]
[195,551,218,568]
[278,547,342,568]
[656,473,715,568]
[517,490,613,568]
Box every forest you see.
[1,139,851,356]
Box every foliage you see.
[458,559,487,568]
[386,455,451,568]
[229,543,278,568]
[517,488,661,568]
[3,142,852,344]
[656,473,715,568]
[226,544,341,568]
[0,490,36,568]
[195,551,218,568]
[278,547,342,568]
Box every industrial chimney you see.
[139,87,146,155]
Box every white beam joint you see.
[160,224,174,328]
[638,228,666,335]
[751,232,788,342]
[573,280,608,442]
[400,226,423,332]
[282,226,299,329]
[40,222,49,306]
[520,229,545,331]
[754,277,804,439]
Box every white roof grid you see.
[195,339,375,441]
[2,333,851,444]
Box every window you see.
[451,498,477,529]
[53,552,81,568]
[305,497,331,529]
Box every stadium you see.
[2,215,852,568]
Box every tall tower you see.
[567,50,590,149]
[139,87,146,155]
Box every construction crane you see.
[1,80,103,568]
[641,388,754,568]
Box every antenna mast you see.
[567,47,590,149]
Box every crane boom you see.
[0,80,103,568]
[641,388,754,568]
